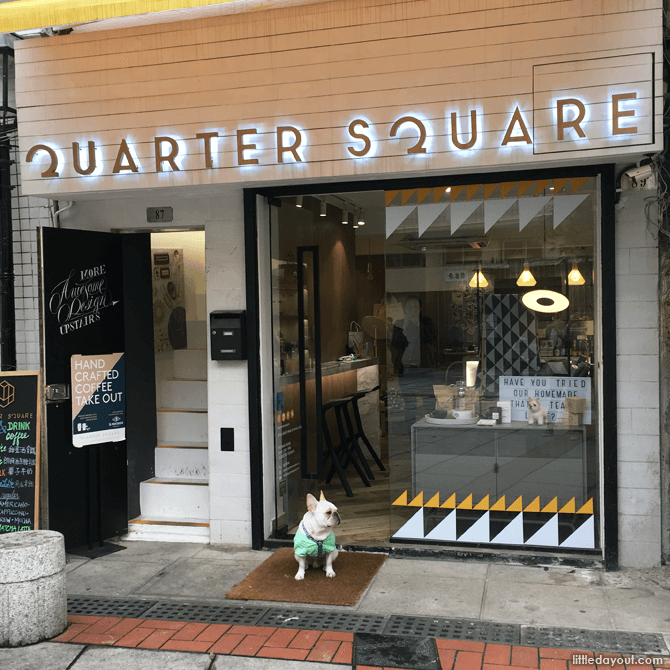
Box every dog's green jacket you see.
[294,526,336,557]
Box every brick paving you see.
[53,615,670,668]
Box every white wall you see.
[615,189,661,567]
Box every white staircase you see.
[127,320,210,543]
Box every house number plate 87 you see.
[147,207,173,222]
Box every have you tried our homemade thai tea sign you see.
[499,375,591,424]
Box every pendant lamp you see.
[516,262,536,287]
[567,261,585,285]
[469,269,488,288]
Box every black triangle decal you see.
[423,507,453,537]
[523,512,555,543]
[489,511,521,541]
[558,513,590,545]
[456,509,487,539]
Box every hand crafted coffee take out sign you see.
[71,354,125,448]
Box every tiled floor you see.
[55,615,354,664]
[53,615,670,670]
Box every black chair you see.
[321,398,371,497]
[343,385,386,473]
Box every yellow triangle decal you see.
[425,493,440,508]
[400,189,416,205]
[524,496,540,512]
[518,181,534,197]
[417,188,432,204]
[490,496,506,511]
[450,185,465,202]
[441,493,456,508]
[433,187,448,203]
[559,498,576,514]
[392,491,408,506]
[385,190,400,207]
[553,178,570,194]
[500,182,516,199]
[577,498,593,514]
[535,179,552,196]
[457,493,473,510]
[466,184,482,201]
[507,496,523,512]
[542,497,558,513]
[409,492,424,507]
[474,495,489,510]
[571,177,590,194]
[483,183,499,200]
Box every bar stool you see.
[321,399,371,497]
[343,385,386,472]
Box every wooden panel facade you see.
[15,0,663,196]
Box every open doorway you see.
[127,229,209,542]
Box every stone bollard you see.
[0,530,67,647]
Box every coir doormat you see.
[226,547,387,606]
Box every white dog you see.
[527,396,549,425]
[294,491,340,580]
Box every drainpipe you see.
[0,134,15,372]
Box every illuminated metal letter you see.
[276,126,303,163]
[195,132,219,168]
[390,116,427,154]
[237,129,259,166]
[556,99,586,141]
[612,92,638,135]
[347,119,372,157]
[154,136,180,172]
[26,144,59,177]
[112,139,139,173]
[501,108,532,146]
[72,141,97,175]
[450,110,478,150]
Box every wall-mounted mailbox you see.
[210,311,247,360]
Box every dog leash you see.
[301,522,327,558]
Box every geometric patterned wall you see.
[480,294,542,396]
[392,491,595,549]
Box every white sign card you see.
[498,375,591,424]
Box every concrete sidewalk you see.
[2,540,670,669]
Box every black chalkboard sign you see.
[0,371,41,534]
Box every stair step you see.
[140,478,209,518]
[160,379,207,410]
[156,409,207,443]
[174,348,207,380]
[155,446,208,479]
[126,515,209,543]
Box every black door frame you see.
[244,164,617,569]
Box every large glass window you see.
[386,177,599,549]
[270,174,600,552]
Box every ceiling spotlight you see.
[341,209,349,224]
[357,209,365,226]
[567,261,585,285]
[353,224,359,229]
[295,195,303,207]
[522,289,569,313]
[469,269,489,288]
[320,199,327,217]
[516,262,537,287]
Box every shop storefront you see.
[13,0,664,568]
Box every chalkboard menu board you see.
[0,371,41,535]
